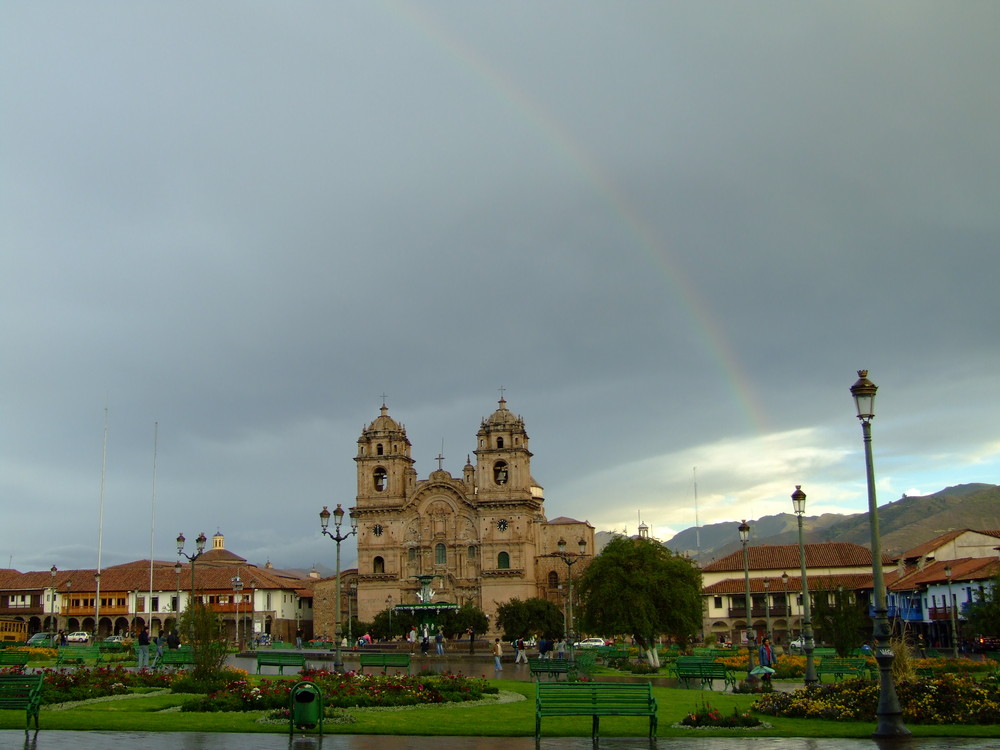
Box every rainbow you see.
[382,2,768,432]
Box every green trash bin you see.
[289,680,323,735]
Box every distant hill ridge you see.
[595,483,1000,564]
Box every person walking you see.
[758,636,777,684]
[492,638,503,671]
[435,628,444,656]
[407,626,417,654]
[136,626,151,670]
[514,636,528,663]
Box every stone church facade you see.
[349,398,594,629]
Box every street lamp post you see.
[945,565,959,659]
[781,571,791,640]
[556,538,587,659]
[763,577,771,640]
[792,486,818,686]
[232,575,244,650]
[177,532,207,638]
[49,566,57,633]
[173,561,182,627]
[386,595,394,639]
[851,370,910,738]
[320,504,358,672]
[738,520,756,677]
[176,532,207,597]
[348,581,357,646]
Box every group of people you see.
[134,627,182,670]
[512,636,567,663]
[406,626,446,656]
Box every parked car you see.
[27,632,56,646]
[66,631,90,643]
[103,635,125,644]
[788,637,807,653]
[574,637,607,648]
[972,635,1000,653]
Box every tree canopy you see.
[495,597,564,640]
[966,571,1000,638]
[576,535,702,662]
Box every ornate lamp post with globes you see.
[791,485,818,685]
[555,538,587,660]
[738,520,755,677]
[850,370,910,738]
[320,504,358,672]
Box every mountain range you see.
[595,483,1000,564]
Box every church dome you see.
[363,404,407,437]
[482,398,525,430]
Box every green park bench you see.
[816,658,869,681]
[596,646,630,662]
[672,656,737,690]
[56,645,103,666]
[256,651,306,675]
[154,647,196,669]
[0,650,30,667]
[535,681,657,740]
[358,652,411,675]
[527,657,574,681]
[0,674,43,730]
[811,647,838,657]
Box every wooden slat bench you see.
[527,657,573,681]
[0,674,44,730]
[0,650,30,667]
[256,652,306,675]
[535,681,657,740]
[671,656,717,689]
[154,648,195,669]
[56,646,103,666]
[358,652,410,675]
[816,658,869,681]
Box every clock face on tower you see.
[372,524,384,536]
[496,519,508,532]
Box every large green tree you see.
[495,597,564,641]
[966,571,1000,639]
[576,535,702,666]
[810,584,870,656]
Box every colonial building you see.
[700,541,884,646]
[341,398,594,627]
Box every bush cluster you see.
[680,700,761,728]
[180,669,497,713]
[30,665,172,704]
[753,674,1000,725]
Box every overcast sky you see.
[3,2,998,575]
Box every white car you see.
[788,637,808,652]
[66,631,90,643]
[574,637,607,649]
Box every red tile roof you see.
[703,571,874,595]
[701,542,887,572]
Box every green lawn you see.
[3,680,1000,737]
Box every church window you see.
[373,556,385,574]
[548,571,559,588]
[373,467,387,491]
[480,439,484,447]
[359,445,365,455]
[497,551,510,569]
[435,544,446,565]
[493,461,508,485]
[467,545,476,558]
[497,437,504,448]
[408,547,416,562]
[376,443,384,456]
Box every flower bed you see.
[753,674,1000,725]
[677,699,763,729]
[181,669,498,714]
[25,665,173,703]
